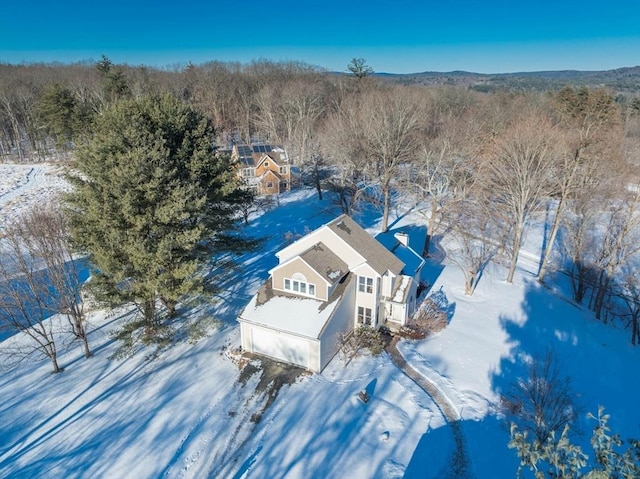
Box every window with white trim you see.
[357,306,372,325]
[266,181,274,189]
[358,276,373,293]
[279,166,288,174]
[241,167,255,177]
[283,273,316,297]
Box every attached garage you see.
[250,326,313,370]
[238,286,344,373]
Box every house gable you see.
[327,215,404,276]
[276,224,367,269]
[271,256,330,301]
[299,242,349,285]
[271,242,348,301]
[232,144,292,195]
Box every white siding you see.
[318,278,357,370]
[383,301,406,323]
[381,271,396,298]
[352,263,380,326]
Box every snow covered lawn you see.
[0,163,69,232]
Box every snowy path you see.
[1,166,38,201]
[387,338,476,479]
[0,164,68,231]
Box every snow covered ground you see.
[0,162,638,479]
[0,163,70,233]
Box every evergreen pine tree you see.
[66,94,251,332]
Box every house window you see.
[279,166,288,174]
[263,160,269,168]
[358,276,373,293]
[283,273,316,298]
[266,181,274,189]
[242,168,255,177]
[357,306,372,325]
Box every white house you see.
[238,214,426,372]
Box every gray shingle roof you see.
[300,242,349,283]
[327,215,404,276]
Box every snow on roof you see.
[391,275,412,303]
[376,226,426,278]
[239,279,344,339]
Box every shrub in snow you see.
[402,296,449,339]
[338,326,385,367]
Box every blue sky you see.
[1,0,639,73]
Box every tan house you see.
[238,214,427,372]
[231,144,291,195]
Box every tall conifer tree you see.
[66,94,251,330]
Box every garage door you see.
[251,327,310,370]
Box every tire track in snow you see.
[216,377,297,479]
[162,379,258,479]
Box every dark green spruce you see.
[66,94,253,333]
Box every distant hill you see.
[375,66,640,94]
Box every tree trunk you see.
[593,273,611,321]
[465,271,477,296]
[507,222,524,284]
[571,261,588,304]
[314,162,323,201]
[143,297,156,329]
[382,187,391,233]
[50,356,62,374]
[162,297,177,318]
[82,332,92,359]
[538,196,565,283]
[47,342,62,373]
[426,201,438,258]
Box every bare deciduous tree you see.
[445,199,503,295]
[17,206,91,357]
[591,184,640,320]
[502,349,578,445]
[613,270,640,345]
[334,88,423,231]
[0,225,61,373]
[411,110,480,255]
[483,112,559,283]
[559,186,602,305]
[538,87,620,283]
